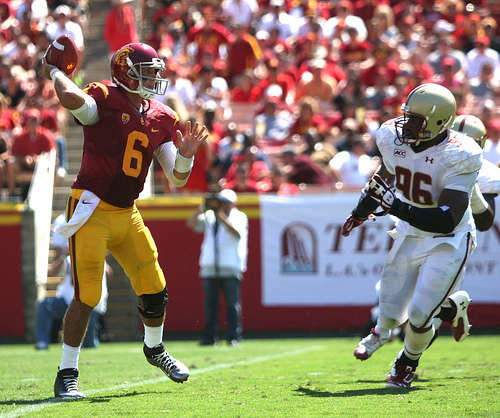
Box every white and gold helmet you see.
[452,114,487,148]
[396,83,456,145]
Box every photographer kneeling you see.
[186,189,249,346]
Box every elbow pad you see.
[389,199,456,234]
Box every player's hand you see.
[176,121,208,159]
[365,174,395,216]
[342,213,371,237]
[41,55,57,80]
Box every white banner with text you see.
[260,193,500,306]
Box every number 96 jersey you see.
[376,118,483,240]
[72,82,180,208]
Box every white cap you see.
[219,189,237,203]
[55,5,71,15]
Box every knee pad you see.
[378,315,401,330]
[137,287,168,319]
[408,302,429,329]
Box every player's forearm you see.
[51,69,86,110]
[472,193,495,232]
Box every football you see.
[46,34,79,75]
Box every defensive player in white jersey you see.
[452,115,500,231]
[425,114,500,345]
[341,84,483,388]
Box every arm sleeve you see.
[69,94,99,125]
[155,142,190,188]
[389,199,456,233]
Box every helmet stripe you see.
[458,116,467,132]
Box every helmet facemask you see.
[124,56,168,100]
[395,112,432,145]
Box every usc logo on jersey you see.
[122,113,130,124]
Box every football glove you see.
[365,174,395,216]
[342,213,373,237]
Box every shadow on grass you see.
[294,386,423,397]
[0,397,79,406]
[88,390,159,403]
[0,390,155,406]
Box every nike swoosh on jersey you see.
[152,128,159,132]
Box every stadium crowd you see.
[1,0,500,199]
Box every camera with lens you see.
[204,192,221,211]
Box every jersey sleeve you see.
[375,119,399,175]
[478,159,500,195]
[442,134,483,190]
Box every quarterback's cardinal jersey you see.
[72,83,179,207]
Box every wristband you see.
[174,150,194,173]
[470,184,488,214]
[352,191,380,219]
[50,68,63,82]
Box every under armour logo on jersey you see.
[425,157,434,163]
[121,113,130,124]
[394,149,406,158]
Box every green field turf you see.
[0,335,498,417]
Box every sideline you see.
[1,345,324,417]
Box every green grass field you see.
[0,335,499,417]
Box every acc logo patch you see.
[394,149,406,158]
[122,113,130,124]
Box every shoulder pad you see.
[444,132,483,174]
[83,82,109,98]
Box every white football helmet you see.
[452,114,487,148]
[395,83,456,145]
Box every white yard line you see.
[1,345,324,418]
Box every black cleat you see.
[54,368,85,398]
[143,343,189,383]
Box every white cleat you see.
[449,290,472,342]
[354,329,389,360]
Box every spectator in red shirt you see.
[280,145,330,186]
[6,107,55,198]
[103,0,139,56]
[230,69,261,103]
[361,43,400,87]
[145,16,174,53]
[225,22,264,87]
[338,26,373,68]
[223,161,260,193]
[290,97,328,138]
[262,164,300,195]
[253,58,296,104]
[184,6,233,64]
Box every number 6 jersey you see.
[72,82,180,208]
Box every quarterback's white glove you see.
[365,174,395,216]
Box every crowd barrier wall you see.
[137,193,500,335]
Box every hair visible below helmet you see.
[395,83,456,145]
[110,43,167,100]
[452,114,487,148]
